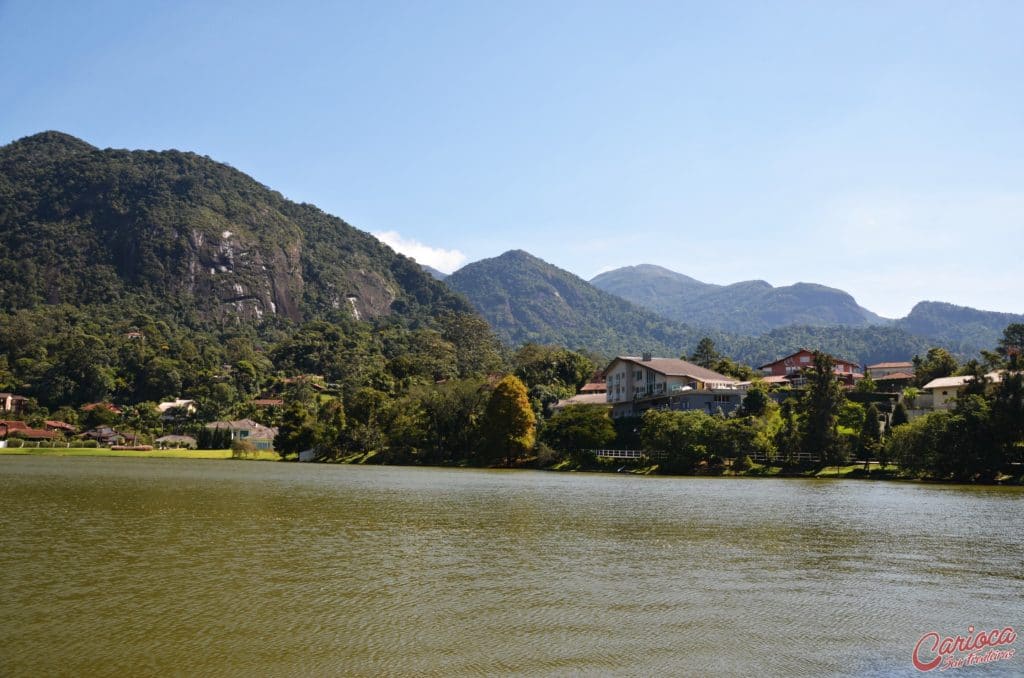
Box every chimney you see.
[642,352,652,362]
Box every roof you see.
[206,419,278,439]
[155,435,197,443]
[5,427,57,439]
[552,393,610,410]
[157,399,195,413]
[611,356,737,384]
[867,361,914,369]
[253,398,285,406]
[579,382,607,393]
[0,393,28,400]
[758,349,859,370]
[759,375,792,384]
[44,420,77,432]
[81,402,123,414]
[0,420,29,430]
[875,372,914,380]
[922,371,1009,391]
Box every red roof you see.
[867,361,913,369]
[253,398,285,407]
[759,349,859,370]
[81,402,123,414]
[875,372,914,380]
[45,420,77,432]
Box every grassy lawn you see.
[0,447,280,461]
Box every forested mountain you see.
[446,250,717,358]
[895,302,1024,356]
[0,132,503,413]
[0,131,470,326]
[590,264,886,334]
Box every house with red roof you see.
[758,349,863,386]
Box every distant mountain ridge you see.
[448,252,1016,364]
[590,264,887,334]
[445,250,716,357]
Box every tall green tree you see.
[689,337,721,368]
[858,403,882,470]
[800,351,846,467]
[542,404,615,454]
[641,409,720,472]
[481,375,536,466]
[913,348,959,387]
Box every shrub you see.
[733,454,753,472]
[230,438,257,459]
[6,438,24,448]
[79,440,99,448]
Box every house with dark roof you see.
[603,354,743,418]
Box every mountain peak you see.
[3,131,97,158]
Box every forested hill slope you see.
[446,250,718,357]
[895,301,1024,355]
[590,264,887,334]
[0,131,471,327]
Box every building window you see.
[800,356,810,363]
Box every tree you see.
[274,402,320,459]
[775,398,801,466]
[542,404,615,455]
[858,403,882,470]
[739,383,769,417]
[641,409,720,472]
[996,323,1024,368]
[853,376,877,394]
[689,337,721,369]
[913,348,958,387]
[481,375,536,466]
[800,351,846,467]
[890,401,909,428]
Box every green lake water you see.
[1,457,1022,676]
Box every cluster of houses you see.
[0,392,280,451]
[555,348,993,422]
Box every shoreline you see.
[2,447,1021,485]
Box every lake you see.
[1,457,1021,676]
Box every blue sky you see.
[2,1,1022,317]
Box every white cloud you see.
[372,230,467,273]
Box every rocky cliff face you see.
[0,131,469,326]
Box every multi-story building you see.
[604,354,742,418]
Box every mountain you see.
[896,302,1024,355]
[421,265,448,281]
[446,250,713,357]
[0,131,472,327]
[590,265,887,334]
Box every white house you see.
[920,371,1009,410]
[604,354,741,418]
[206,419,278,450]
